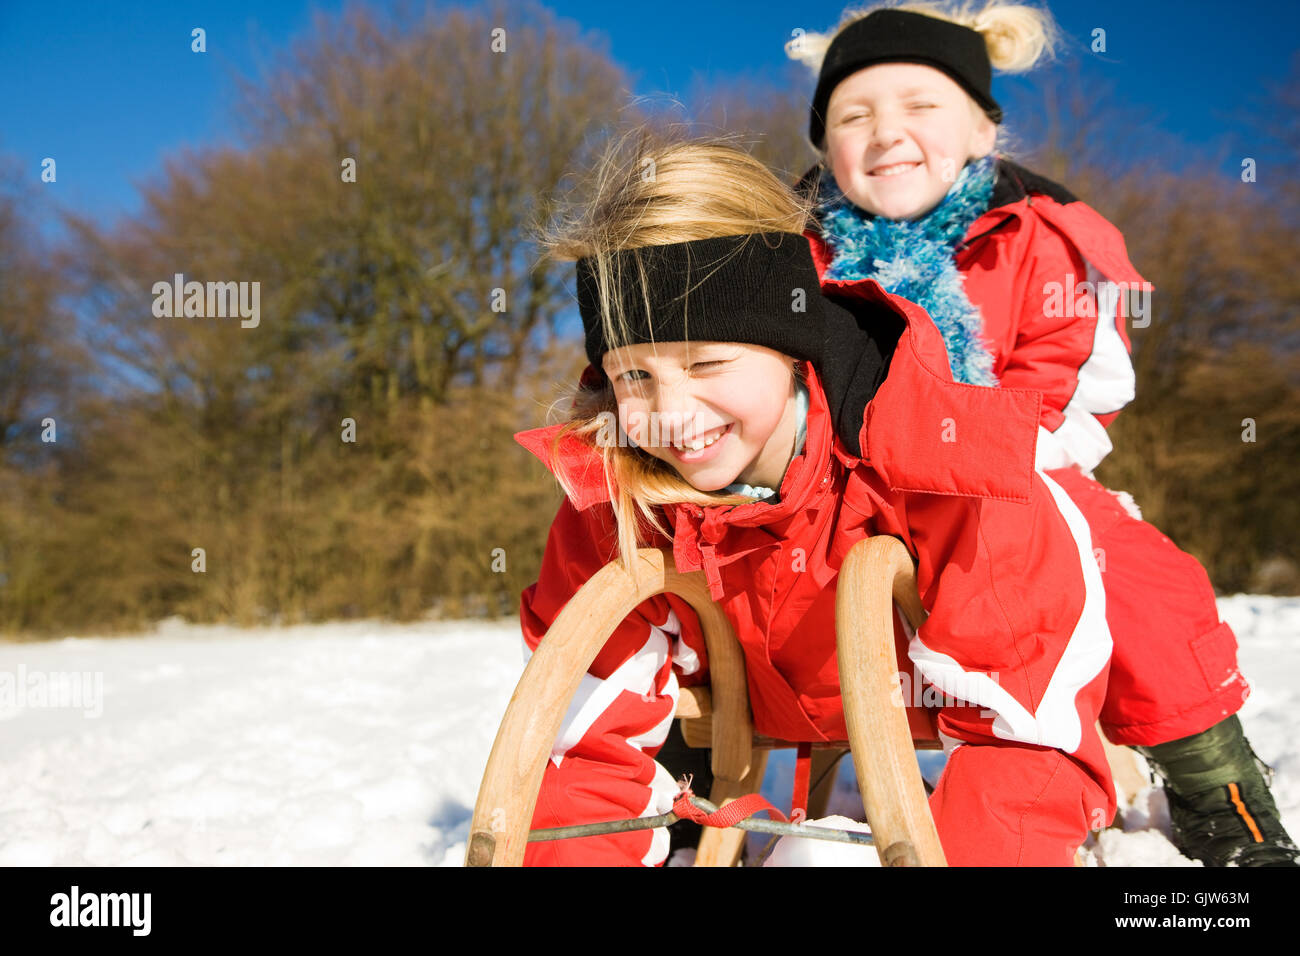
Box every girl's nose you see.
[652,380,700,443]
[869,122,904,150]
[868,108,905,150]
[655,392,697,422]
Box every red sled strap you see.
[791,742,813,819]
[672,790,789,828]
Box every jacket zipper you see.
[955,212,1016,254]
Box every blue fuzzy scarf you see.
[816,154,999,387]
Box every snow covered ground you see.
[1,597,1295,867]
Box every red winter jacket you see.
[804,157,1151,474]
[513,276,1115,866]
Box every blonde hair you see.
[540,129,814,570]
[787,1,1060,154]
[788,1,1059,73]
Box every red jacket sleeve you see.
[519,497,708,866]
[997,216,1136,472]
[884,471,1116,813]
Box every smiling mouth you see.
[869,161,921,177]
[670,424,733,455]
[668,423,732,456]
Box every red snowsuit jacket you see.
[799,159,1253,750]
[802,156,1150,473]
[513,268,1116,867]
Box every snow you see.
[1,598,1296,867]
[760,815,879,867]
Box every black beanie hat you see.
[808,8,1003,149]
[578,232,831,371]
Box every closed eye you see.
[613,359,731,384]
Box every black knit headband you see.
[808,8,1003,148]
[577,232,831,372]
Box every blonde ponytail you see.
[787,1,1060,77]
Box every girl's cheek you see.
[831,141,861,177]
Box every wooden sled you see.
[464,535,1142,867]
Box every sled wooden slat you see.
[836,536,948,867]
[680,723,945,752]
[1103,729,1151,806]
[465,548,751,867]
[675,686,709,720]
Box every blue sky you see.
[2,0,1296,229]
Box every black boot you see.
[1135,715,1298,866]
